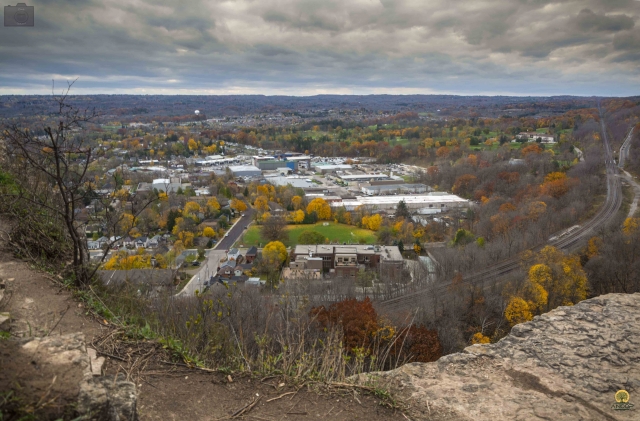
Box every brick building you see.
[289,244,403,279]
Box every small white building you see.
[516,132,556,144]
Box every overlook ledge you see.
[355,293,640,420]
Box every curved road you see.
[379,107,623,313]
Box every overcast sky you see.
[1,0,639,95]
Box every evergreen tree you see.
[395,200,411,219]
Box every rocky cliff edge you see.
[355,293,640,421]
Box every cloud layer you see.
[0,0,639,95]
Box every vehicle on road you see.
[241,213,245,216]
[193,261,200,267]
[244,226,248,229]
[224,233,229,237]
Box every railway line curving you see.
[379,107,624,313]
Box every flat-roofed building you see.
[252,155,275,166]
[339,174,393,183]
[330,193,469,212]
[229,165,262,177]
[264,175,316,189]
[285,155,312,170]
[257,159,297,171]
[313,163,353,174]
[290,244,403,279]
[361,183,429,196]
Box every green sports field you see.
[235,222,377,248]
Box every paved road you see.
[176,249,227,296]
[214,208,255,250]
[175,208,256,296]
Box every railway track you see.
[379,107,623,313]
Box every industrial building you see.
[312,163,353,174]
[257,159,297,171]
[228,165,262,177]
[263,175,316,189]
[285,155,312,170]
[330,192,469,212]
[360,183,429,195]
[339,174,394,183]
[290,244,403,278]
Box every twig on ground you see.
[231,396,262,419]
[96,350,128,362]
[45,304,70,337]
[266,392,295,403]
[159,360,217,373]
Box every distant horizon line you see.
[0,93,637,98]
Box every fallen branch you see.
[265,392,295,403]
[231,396,261,419]
[159,360,217,373]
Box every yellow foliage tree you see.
[513,246,588,322]
[306,198,332,220]
[183,201,201,217]
[291,195,303,210]
[188,138,198,151]
[203,227,216,238]
[206,197,220,213]
[543,172,566,183]
[470,332,491,344]
[154,253,167,269]
[118,213,136,236]
[290,209,305,224]
[230,198,247,213]
[623,217,639,235]
[361,214,382,231]
[587,236,602,258]
[505,297,533,326]
[254,196,269,212]
[178,231,195,247]
[262,241,287,267]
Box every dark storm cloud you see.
[0,0,639,94]
[575,8,634,32]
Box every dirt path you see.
[0,220,104,340]
[0,218,407,421]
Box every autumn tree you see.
[230,198,247,213]
[306,197,332,220]
[289,209,305,224]
[206,197,220,214]
[452,174,479,197]
[507,246,588,326]
[254,195,269,213]
[311,297,379,352]
[291,195,303,210]
[361,214,382,231]
[261,215,288,242]
[262,241,287,267]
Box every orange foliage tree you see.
[311,297,379,352]
[452,174,479,197]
